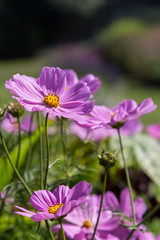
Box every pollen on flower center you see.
[44,93,60,108]
[82,220,92,228]
[48,203,63,214]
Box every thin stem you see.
[15,116,21,169]
[127,202,160,240]
[59,219,66,240]
[91,168,107,240]
[38,112,44,189]
[117,128,136,226]
[0,116,21,217]
[0,129,32,196]
[45,220,55,240]
[44,113,49,189]
[60,118,66,157]
[24,112,34,172]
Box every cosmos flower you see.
[5,67,94,121]
[65,69,101,96]
[52,194,119,240]
[146,124,160,140]
[15,181,92,222]
[1,114,36,133]
[89,99,156,128]
[103,188,156,240]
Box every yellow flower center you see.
[48,203,63,214]
[82,220,92,228]
[44,93,60,108]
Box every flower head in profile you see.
[15,181,92,222]
[103,188,156,240]
[5,67,94,121]
[80,99,156,130]
[52,195,119,240]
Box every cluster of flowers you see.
[2,66,158,239]
[3,67,157,140]
[14,183,158,240]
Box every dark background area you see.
[1,0,160,59]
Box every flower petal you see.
[31,212,55,222]
[65,69,78,88]
[80,74,101,94]
[61,81,91,103]
[30,190,57,212]
[38,67,66,96]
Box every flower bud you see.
[0,105,7,118]
[7,102,24,118]
[98,150,117,169]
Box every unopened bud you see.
[0,105,7,118]
[98,150,117,169]
[7,102,24,118]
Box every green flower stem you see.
[44,113,49,189]
[59,219,66,240]
[38,112,44,189]
[45,220,55,240]
[60,118,66,157]
[0,129,32,196]
[127,202,160,239]
[24,112,34,172]
[15,116,21,169]
[91,168,108,240]
[117,128,136,226]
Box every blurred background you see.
[0,0,160,124]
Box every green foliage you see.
[0,130,39,191]
[110,134,160,187]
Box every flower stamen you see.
[48,203,63,214]
[44,93,60,108]
[82,220,92,228]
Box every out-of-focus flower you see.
[146,124,160,140]
[71,119,143,142]
[0,191,14,204]
[1,114,36,133]
[103,188,156,240]
[5,67,94,121]
[15,181,92,222]
[65,69,101,96]
[52,195,119,240]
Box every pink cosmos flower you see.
[71,119,143,142]
[1,114,36,133]
[103,188,156,240]
[88,99,156,128]
[15,181,92,222]
[65,69,101,96]
[52,194,119,240]
[146,124,160,140]
[5,67,94,121]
